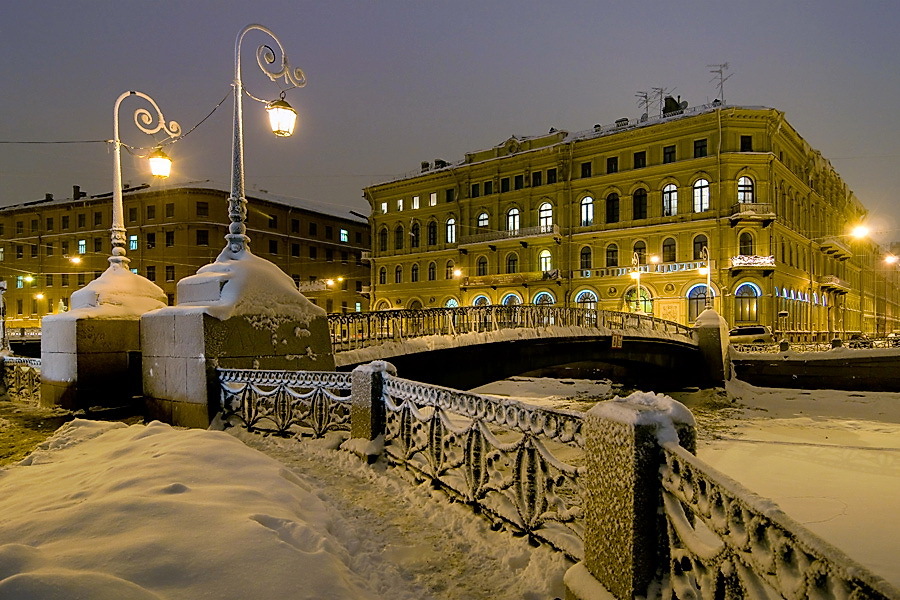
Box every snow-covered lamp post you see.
[141,25,332,428]
[698,246,712,309]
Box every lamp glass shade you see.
[148,148,172,178]
[267,99,297,137]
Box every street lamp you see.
[630,252,645,314]
[698,246,713,309]
[0,280,8,353]
[111,91,180,268]
[226,24,305,256]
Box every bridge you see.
[326,305,704,389]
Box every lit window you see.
[693,179,710,212]
[412,196,420,209]
[445,218,456,243]
[397,199,404,212]
[380,202,388,214]
[429,192,437,207]
[662,184,678,216]
[576,290,597,310]
[539,203,553,230]
[477,212,489,228]
[581,197,594,226]
[340,229,349,243]
[539,249,552,271]
[78,239,86,254]
[128,235,138,251]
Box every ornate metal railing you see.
[661,443,896,599]
[381,373,585,560]
[218,368,352,437]
[733,336,900,354]
[328,306,694,352]
[2,356,42,403]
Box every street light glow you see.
[850,224,870,239]
[885,254,899,265]
[148,147,173,178]
[266,98,297,137]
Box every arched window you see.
[606,243,619,267]
[632,188,647,220]
[539,249,552,271]
[477,212,489,228]
[581,197,594,226]
[408,299,422,310]
[538,202,553,230]
[576,289,598,310]
[693,234,708,260]
[662,237,676,263]
[445,298,459,308]
[378,266,386,285]
[473,295,490,307]
[625,286,653,314]
[427,261,436,281]
[411,263,419,282]
[533,291,555,305]
[375,300,391,311]
[427,221,437,245]
[662,184,678,216]
[476,255,488,276]
[394,225,404,250]
[394,265,403,283]
[738,176,755,203]
[507,207,520,232]
[379,228,388,252]
[506,253,519,274]
[445,218,456,243]
[606,193,620,223]
[739,232,754,256]
[734,282,761,322]
[445,260,455,279]
[687,284,713,322]
[410,223,420,249]
[633,240,647,264]
[693,179,710,212]
[501,293,521,306]
[580,246,592,269]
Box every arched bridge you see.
[327,306,704,389]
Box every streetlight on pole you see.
[698,246,713,309]
[110,91,180,268]
[226,24,305,257]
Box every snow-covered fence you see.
[1,356,41,403]
[327,305,693,352]
[218,369,352,436]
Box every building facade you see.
[364,104,899,339]
[0,181,370,329]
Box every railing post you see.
[566,392,696,600]
[349,360,396,463]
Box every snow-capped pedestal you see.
[693,307,731,386]
[140,248,334,428]
[40,263,166,410]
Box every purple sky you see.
[2,1,899,242]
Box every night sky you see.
[2,1,899,242]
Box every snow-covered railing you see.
[327,305,694,353]
[732,336,900,354]
[218,369,352,437]
[1,356,41,403]
[661,443,897,600]
[381,372,585,560]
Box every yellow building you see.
[364,103,899,340]
[0,181,370,329]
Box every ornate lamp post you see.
[698,246,713,309]
[110,91,180,268]
[630,252,644,314]
[226,23,305,256]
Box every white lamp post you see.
[226,24,305,256]
[110,91,180,268]
[630,251,644,314]
[699,246,712,309]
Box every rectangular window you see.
[581,162,592,178]
[663,145,676,164]
[397,198,404,211]
[46,217,54,231]
[15,221,23,235]
[412,195,420,209]
[340,229,349,243]
[309,222,318,236]
[606,156,618,174]
[196,201,209,217]
[470,183,480,198]
[61,241,69,255]
[484,180,493,195]
[45,243,53,257]
[291,218,300,233]
[165,266,175,281]
[94,238,103,252]
[128,235,138,251]
[30,244,37,258]
[196,230,209,246]
[380,201,388,214]
[325,226,333,239]
[269,240,278,254]
[78,239,86,254]
[445,188,454,203]
[78,273,86,286]
[500,177,510,193]
[531,171,542,187]
[309,246,317,260]
[62,215,70,229]
[147,233,156,249]
[94,212,102,226]
[16,275,23,288]
[429,192,437,206]
[31,219,38,233]
[546,168,557,185]
[514,174,524,190]
[291,274,301,287]
[146,266,156,282]
[291,243,300,257]
[633,151,646,169]
[146,205,156,220]
[77,214,85,228]
[46,274,53,287]
[694,139,707,158]
[165,203,175,218]
[16,245,23,259]
[325,248,333,262]
[340,251,348,263]
[128,207,138,222]
[165,231,174,247]
[740,135,753,152]
[268,215,278,228]
[61,274,69,287]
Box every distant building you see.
[0,181,370,329]
[364,103,898,339]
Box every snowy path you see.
[232,429,571,600]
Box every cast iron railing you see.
[2,356,41,403]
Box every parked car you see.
[848,333,873,349]
[728,325,775,345]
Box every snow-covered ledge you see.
[41,263,166,410]
[693,307,731,386]
[140,248,333,428]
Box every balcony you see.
[817,237,853,261]
[729,202,775,226]
[297,281,328,292]
[818,274,851,294]
[729,254,775,274]
[463,269,561,288]
[459,224,560,246]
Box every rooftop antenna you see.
[651,87,674,117]
[708,63,732,105]
[635,90,650,119]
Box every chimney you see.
[45,193,53,201]
[73,185,86,199]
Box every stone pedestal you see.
[693,307,731,386]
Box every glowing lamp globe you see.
[266,99,297,137]
[148,147,172,178]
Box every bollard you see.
[348,360,396,462]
